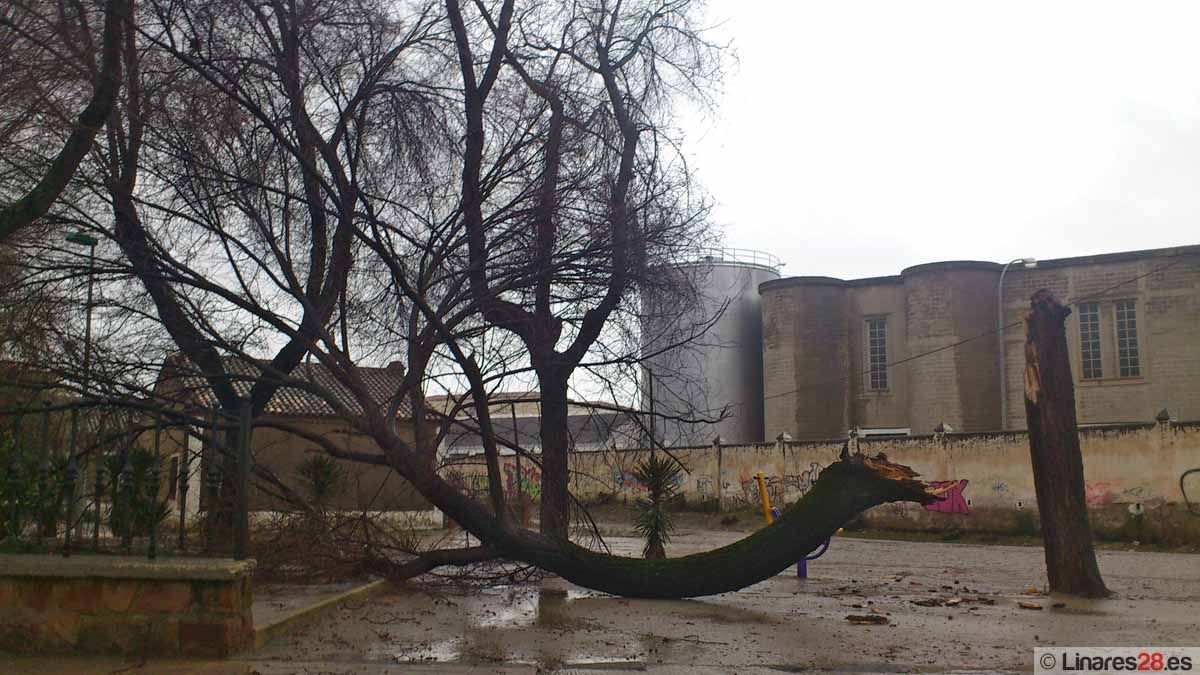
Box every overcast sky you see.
[681,1,1200,280]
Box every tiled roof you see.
[441,411,641,454]
[167,356,412,419]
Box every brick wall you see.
[0,557,254,656]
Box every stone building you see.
[151,357,431,516]
[761,244,1200,439]
[429,391,642,458]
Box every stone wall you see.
[445,420,1200,545]
[0,556,254,656]
[152,416,431,513]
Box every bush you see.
[629,454,684,559]
[0,435,67,542]
[298,454,345,508]
[1012,509,1039,538]
[105,447,171,539]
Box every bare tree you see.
[2,0,944,596]
[0,0,128,242]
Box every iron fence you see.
[0,400,253,561]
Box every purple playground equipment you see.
[770,506,832,579]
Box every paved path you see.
[7,532,1198,673]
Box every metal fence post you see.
[6,451,22,546]
[119,450,134,553]
[714,435,723,513]
[148,454,161,560]
[92,462,104,551]
[60,455,77,557]
[204,433,220,553]
[233,399,251,560]
[34,456,49,548]
[177,440,189,552]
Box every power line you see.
[762,255,1189,402]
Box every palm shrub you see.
[630,454,684,559]
[298,454,345,510]
[105,447,171,539]
[0,435,66,543]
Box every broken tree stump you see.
[1023,289,1109,597]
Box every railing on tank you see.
[693,247,784,272]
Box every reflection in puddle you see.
[459,585,604,628]
[370,584,727,667]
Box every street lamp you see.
[62,231,97,556]
[998,257,1037,431]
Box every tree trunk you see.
[204,414,237,555]
[1023,289,1109,597]
[538,375,571,539]
[381,436,941,597]
[0,0,126,242]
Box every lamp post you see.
[998,257,1037,431]
[62,231,97,556]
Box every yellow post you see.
[755,472,774,524]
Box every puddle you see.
[387,637,464,663]
[464,586,540,627]
[455,584,601,628]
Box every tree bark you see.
[0,0,127,242]
[506,453,938,597]
[538,375,571,540]
[1023,289,1109,597]
[375,423,942,598]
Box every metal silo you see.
[641,248,782,446]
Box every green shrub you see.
[629,454,684,559]
[298,454,345,507]
[0,435,67,541]
[105,448,171,539]
[1012,509,1038,537]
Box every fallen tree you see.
[6,0,951,598]
[488,452,942,598]
[358,440,943,597]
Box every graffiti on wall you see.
[504,462,541,500]
[785,463,823,496]
[614,469,684,493]
[924,479,970,514]
[1085,481,1115,506]
[732,463,826,508]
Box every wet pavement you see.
[7,530,1198,673]
[245,530,1200,673]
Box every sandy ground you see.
[6,529,1198,674]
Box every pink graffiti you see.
[1085,481,1114,506]
[924,479,970,514]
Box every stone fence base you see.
[0,556,254,656]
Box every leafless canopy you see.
[0,0,938,596]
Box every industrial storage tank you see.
[640,249,782,446]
